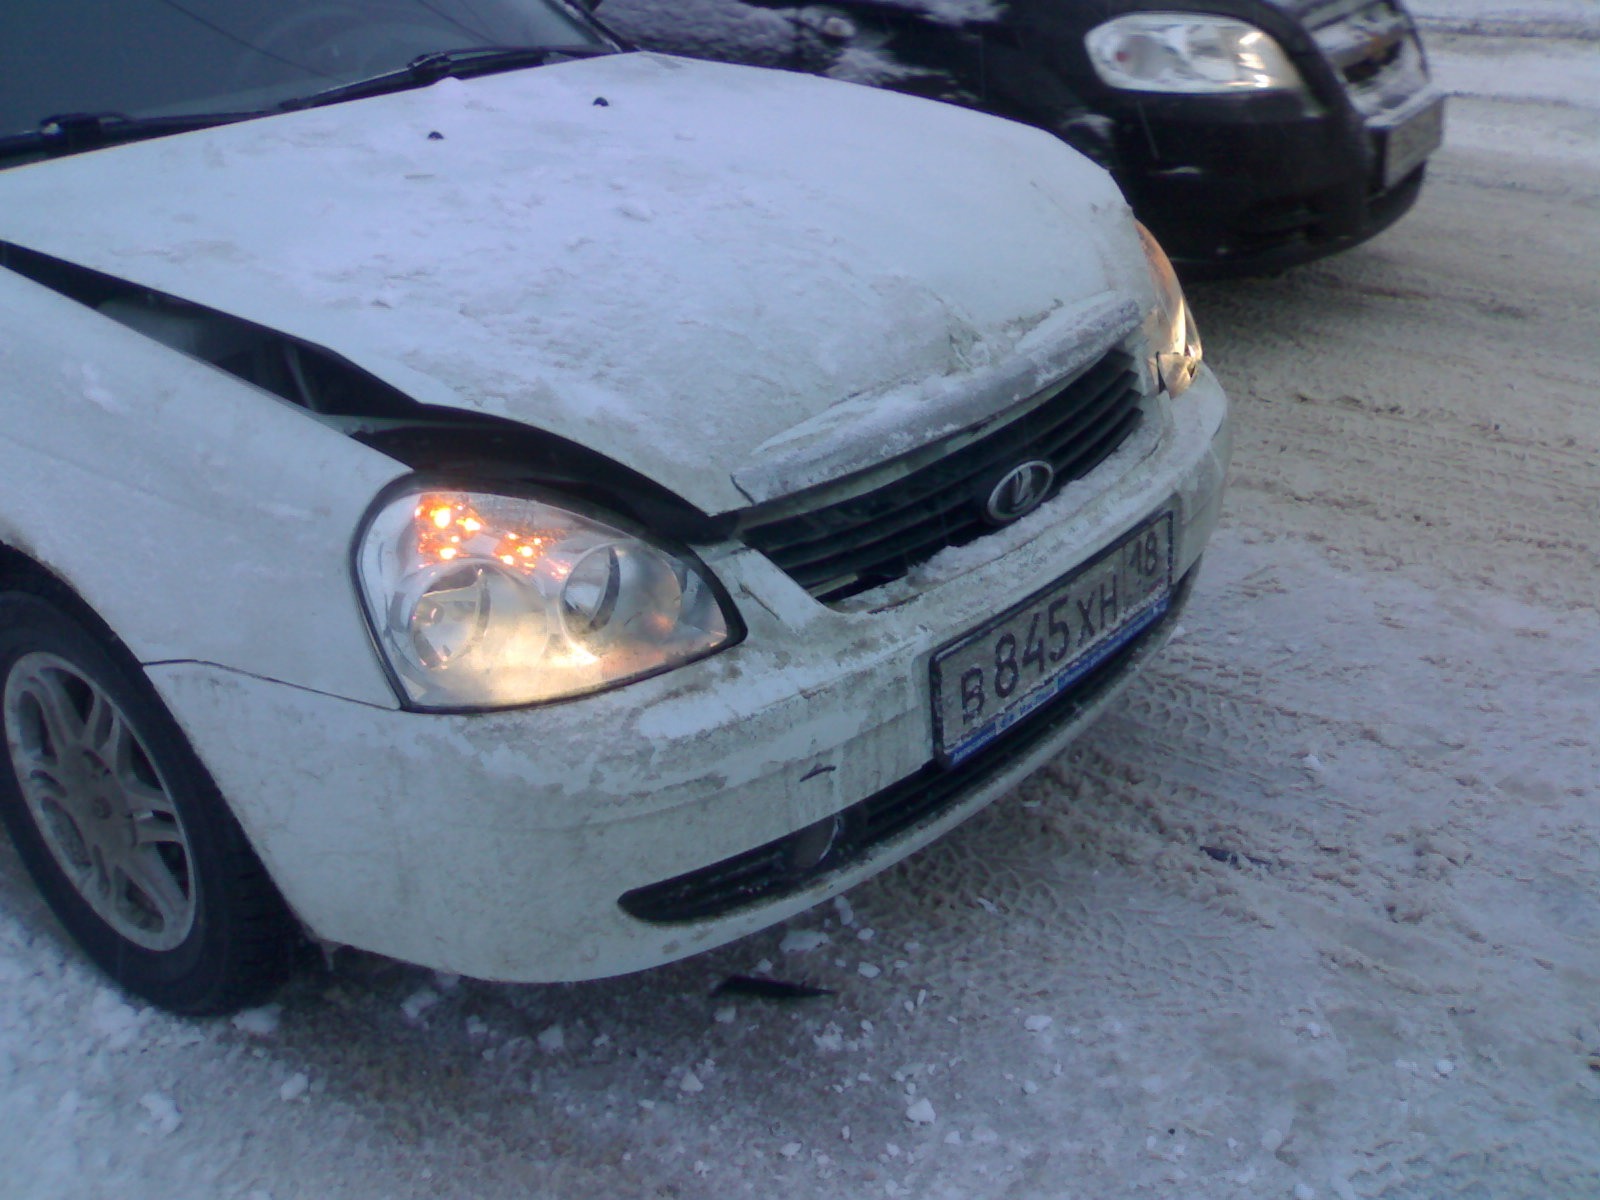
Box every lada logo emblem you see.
[983,460,1055,524]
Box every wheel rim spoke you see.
[89,846,115,902]
[19,666,84,767]
[111,722,182,834]
[114,846,191,934]
[38,794,94,867]
[10,667,94,819]
[130,808,187,847]
[82,687,118,763]
[23,763,69,800]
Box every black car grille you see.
[617,567,1196,926]
[740,347,1146,603]
[1313,0,1414,88]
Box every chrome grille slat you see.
[1050,406,1145,480]
[742,347,1147,602]
[755,462,991,559]
[1034,378,1144,464]
[775,495,979,573]
[785,519,979,591]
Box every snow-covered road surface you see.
[3,6,1598,1198]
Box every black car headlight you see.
[355,485,737,709]
[1086,14,1304,94]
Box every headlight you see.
[1085,14,1303,94]
[1137,222,1202,398]
[355,486,737,709]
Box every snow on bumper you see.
[147,375,1229,982]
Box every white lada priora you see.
[0,0,1229,1013]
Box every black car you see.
[594,0,1445,276]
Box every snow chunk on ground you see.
[400,987,441,1022]
[279,1073,309,1103]
[780,930,831,955]
[138,1092,182,1135]
[89,989,145,1051]
[232,1004,283,1038]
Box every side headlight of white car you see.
[1085,14,1304,95]
[355,487,738,709]
[1136,222,1204,399]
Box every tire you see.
[0,588,298,1014]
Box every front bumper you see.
[149,372,1230,983]
[1107,86,1439,278]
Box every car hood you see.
[0,53,1140,514]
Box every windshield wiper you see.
[277,45,614,113]
[0,110,263,163]
[0,45,613,164]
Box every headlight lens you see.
[356,487,736,709]
[1137,222,1202,398]
[1085,14,1303,94]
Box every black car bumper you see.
[1103,91,1438,278]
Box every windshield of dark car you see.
[0,0,609,141]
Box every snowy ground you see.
[3,7,1598,1199]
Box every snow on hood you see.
[0,53,1138,514]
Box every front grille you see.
[1313,0,1415,89]
[741,347,1146,602]
[617,567,1196,926]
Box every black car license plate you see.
[1379,95,1445,189]
[930,511,1173,766]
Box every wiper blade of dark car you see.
[277,45,614,113]
[0,110,263,162]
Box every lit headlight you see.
[355,486,737,709]
[1085,14,1303,94]
[1137,222,1202,398]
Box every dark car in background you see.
[596,0,1445,276]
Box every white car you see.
[0,0,1230,1013]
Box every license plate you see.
[930,512,1173,766]
[1378,95,1445,188]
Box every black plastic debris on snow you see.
[1201,845,1274,870]
[714,975,835,1001]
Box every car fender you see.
[0,268,405,705]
